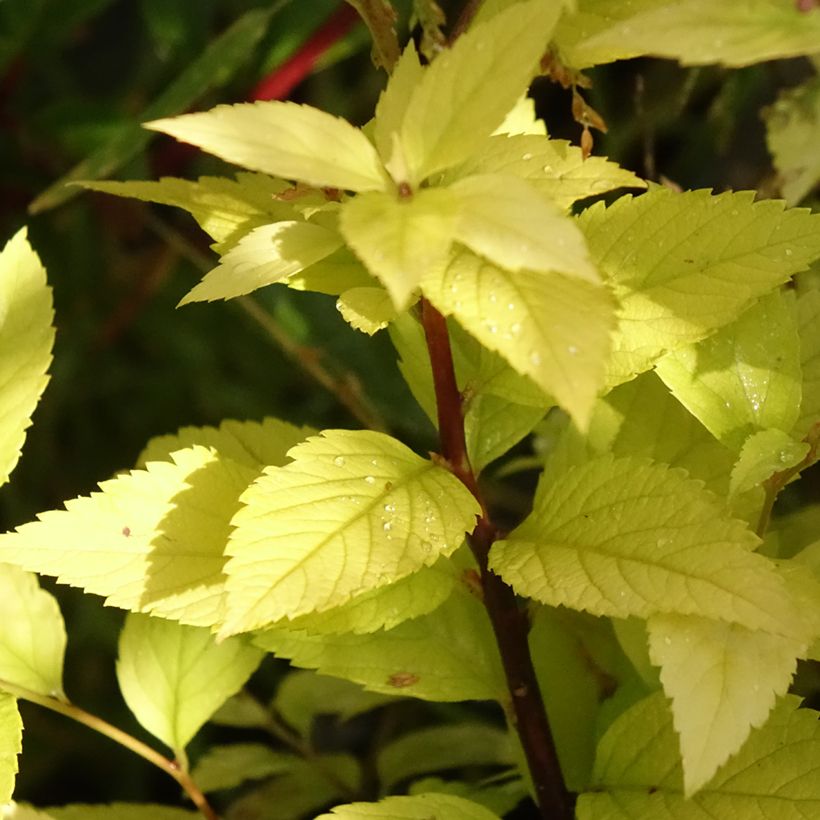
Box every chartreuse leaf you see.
[493,95,546,137]
[795,288,820,437]
[0,564,65,698]
[0,446,257,628]
[766,75,820,205]
[647,613,806,796]
[81,173,294,253]
[490,455,803,635]
[449,173,599,282]
[316,793,502,820]
[339,188,458,309]
[179,220,344,304]
[228,754,360,820]
[422,250,615,428]
[254,584,505,702]
[116,613,263,753]
[0,229,54,487]
[137,417,312,470]
[407,778,526,818]
[579,188,820,386]
[0,692,22,803]
[393,0,561,185]
[0,805,52,819]
[557,0,820,71]
[221,430,479,634]
[576,692,820,818]
[190,743,297,793]
[655,290,802,451]
[274,670,393,736]
[335,286,397,335]
[445,134,646,210]
[40,805,197,819]
[278,559,457,636]
[377,723,514,790]
[730,428,809,498]
[146,101,387,192]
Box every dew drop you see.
[333,455,346,467]
[664,636,672,646]
[522,152,533,161]
[384,502,396,513]
[383,521,393,532]
[510,322,522,335]
[489,291,498,303]
[365,475,376,484]
[567,344,578,355]
[529,351,542,366]
[542,164,553,174]
[487,323,498,334]
[507,302,516,311]
[785,248,793,257]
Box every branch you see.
[1,680,217,820]
[419,298,572,820]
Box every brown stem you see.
[419,298,572,820]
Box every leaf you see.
[422,250,615,428]
[345,0,400,71]
[146,101,386,193]
[407,778,526,819]
[578,188,820,386]
[316,793,503,820]
[137,417,312,471]
[254,584,505,702]
[377,724,515,790]
[493,96,546,137]
[576,692,820,818]
[489,455,803,635]
[30,7,279,213]
[395,0,561,184]
[287,247,375,296]
[446,134,646,209]
[221,430,479,634]
[647,613,804,796]
[179,220,344,305]
[210,692,270,729]
[42,805,198,820]
[0,229,54,487]
[274,670,393,737]
[80,174,295,253]
[795,288,820,437]
[655,290,802,450]
[191,743,297,793]
[0,692,22,803]
[766,75,820,205]
[116,613,263,752]
[0,564,65,698]
[227,754,360,820]
[280,559,458,636]
[339,188,458,309]
[0,447,257,628]
[557,0,820,70]
[449,173,599,282]
[336,286,397,335]
[730,428,809,498]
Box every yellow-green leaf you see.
[422,251,615,428]
[450,173,599,282]
[0,692,21,803]
[730,428,809,498]
[316,793,503,820]
[146,101,387,192]
[0,447,257,628]
[647,613,805,796]
[335,286,397,335]
[339,188,458,309]
[490,455,802,635]
[0,564,65,698]
[795,288,820,437]
[221,430,480,634]
[0,229,54,487]
[116,613,263,752]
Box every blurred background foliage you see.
[0,0,818,813]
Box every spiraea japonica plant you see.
[2,0,820,818]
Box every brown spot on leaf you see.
[122,526,131,537]
[387,672,419,688]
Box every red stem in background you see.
[250,6,360,101]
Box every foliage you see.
[1,0,820,819]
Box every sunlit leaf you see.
[396,0,561,184]
[0,447,257,628]
[579,188,820,386]
[730,428,809,498]
[422,250,615,427]
[0,692,21,803]
[316,792,503,819]
[795,288,820,437]
[179,220,344,304]
[222,430,480,634]
[0,229,54,487]
[339,188,458,309]
[647,613,805,796]
[116,613,263,752]
[0,564,65,698]
[336,286,397,334]
[490,455,803,635]
[147,101,387,192]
